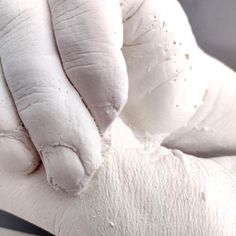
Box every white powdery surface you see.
[0,119,236,236]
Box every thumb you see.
[162,54,236,158]
[120,0,208,134]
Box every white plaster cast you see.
[0,1,236,235]
[0,0,102,193]
[119,0,236,160]
[0,0,205,192]
[163,53,236,157]
[0,58,39,174]
[121,0,209,134]
[1,0,236,201]
[48,0,129,133]
[0,119,236,236]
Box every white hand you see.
[0,59,39,174]
[48,0,128,132]
[0,121,236,235]
[0,0,128,193]
[1,0,236,235]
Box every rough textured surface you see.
[0,0,102,193]
[49,0,128,133]
[162,53,236,157]
[1,0,234,194]
[0,54,39,174]
[1,1,236,235]
[121,0,208,134]
[0,120,236,236]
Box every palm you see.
[1,120,236,235]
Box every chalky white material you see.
[0,119,236,235]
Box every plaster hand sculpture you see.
[0,0,128,193]
[0,0,236,235]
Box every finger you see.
[0,0,102,193]
[120,0,208,134]
[48,0,128,133]
[0,59,39,174]
[162,55,236,157]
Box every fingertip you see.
[42,146,85,194]
[93,105,119,133]
[0,137,40,175]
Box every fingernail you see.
[41,146,85,194]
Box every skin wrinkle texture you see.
[120,0,209,134]
[0,0,235,190]
[0,0,103,194]
[162,54,236,157]
[119,0,236,159]
[1,0,236,234]
[0,56,40,174]
[0,120,236,236]
[48,0,129,133]
[0,0,212,193]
